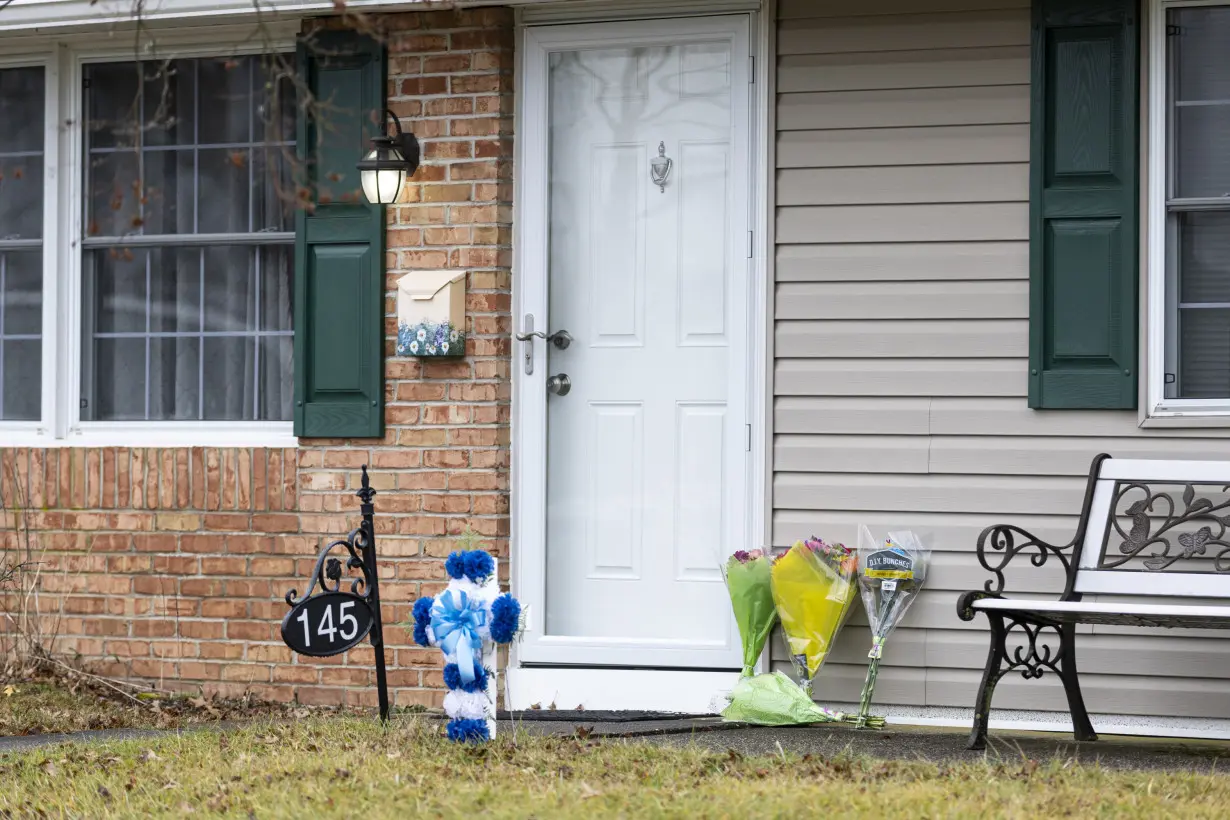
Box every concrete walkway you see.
[3,715,1229,773]
[506,716,1230,773]
[0,722,237,755]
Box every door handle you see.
[547,374,571,396]
[516,314,572,375]
[515,329,572,349]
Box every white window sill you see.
[0,423,298,448]
[1141,404,1230,429]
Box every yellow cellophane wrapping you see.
[770,543,857,680]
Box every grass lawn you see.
[1,717,1228,818]
[0,672,354,737]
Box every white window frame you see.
[0,50,58,446]
[1145,0,1230,423]
[0,23,300,447]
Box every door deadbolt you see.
[547,374,571,396]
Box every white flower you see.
[444,690,491,721]
[409,341,419,354]
[397,344,405,354]
[426,346,437,355]
[441,342,450,354]
[416,328,427,342]
[450,330,459,342]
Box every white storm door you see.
[516,17,752,669]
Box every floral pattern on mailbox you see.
[396,270,467,358]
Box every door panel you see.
[518,17,751,669]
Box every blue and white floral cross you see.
[411,549,521,742]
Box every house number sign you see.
[280,466,391,720]
[283,591,374,657]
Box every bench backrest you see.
[1075,458,1230,598]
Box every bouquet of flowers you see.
[721,549,777,678]
[770,537,859,698]
[718,541,883,729]
[854,527,930,727]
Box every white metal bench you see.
[957,454,1230,750]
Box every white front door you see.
[516,16,752,670]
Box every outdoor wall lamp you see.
[357,109,420,205]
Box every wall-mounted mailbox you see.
[396,270,466,358]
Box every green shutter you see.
[294,30,386,438]
[1029,0,1139,409]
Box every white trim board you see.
[506,667,736,713]
[519,0,761,24]
[0,1,415,32]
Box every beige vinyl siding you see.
[772,0,1230,720]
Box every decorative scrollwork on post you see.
[280,465,390,721]
[284,527,371,608]
[975,524,1076,595]
[1105,481,1230,572]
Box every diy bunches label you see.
[864,547,915,580]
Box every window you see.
[1151,3,1230,416]
[81,56,295,423]
[0,66,44,421]
[0,45,297,444]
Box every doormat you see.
[498,710,712,723]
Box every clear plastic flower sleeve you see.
[854,526,930,724]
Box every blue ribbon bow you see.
[431,590,487,685]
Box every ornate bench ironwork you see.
[958,454,1230,750]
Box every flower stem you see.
[856,656,881,728]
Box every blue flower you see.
[412,596,434,627]
[490,594,521,645]
[446,717,490,743]
[462,550,495,583]
[443,663,489,693]
[445,552,467,580]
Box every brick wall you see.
[0,8,514,709]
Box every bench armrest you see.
[973,523,1079,598]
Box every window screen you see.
[0,66,44,421]
[81,55,296,422]
[1166,8,1230,399]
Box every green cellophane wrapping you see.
[720,671,845,726]
[722,556,777,677]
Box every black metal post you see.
[357,465,390,722]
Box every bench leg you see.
[967,614,1006,751]
[1058,623,1097,743]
